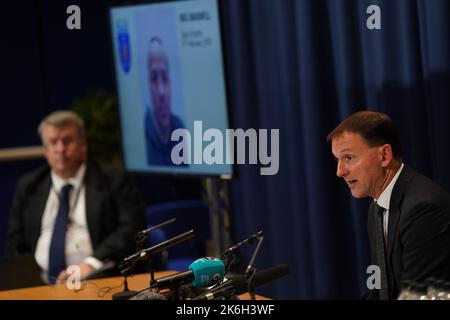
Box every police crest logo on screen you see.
[116,20,131,74]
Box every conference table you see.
[0,271,267,300]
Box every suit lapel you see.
[367,201,375,245]
[84,162,103,248]
[30,175,52,252]
[386,198,401,258]
[367,201,377,267]
[386,166,413,257]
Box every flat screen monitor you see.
[109,0,233,178]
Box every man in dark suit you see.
[5,111,146,283]
[328,111,450,300]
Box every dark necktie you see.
[48,184,73,283]
[374,203,389,300]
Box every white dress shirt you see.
[35,163,103,279]
[375,163,404,240]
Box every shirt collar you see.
[51,162,86,192]
[375,163,404,210]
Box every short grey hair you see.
[38,110,86,140]
[147,36,169,72]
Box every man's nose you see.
[55,140,66,152]
[336,161,347,177]
[157,81,166,96]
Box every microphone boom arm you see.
[119,229,196,274]
[245,235,264,300]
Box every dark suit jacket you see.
[5,160,146,266]
[365,165,450,299]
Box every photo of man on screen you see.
[144,36,187,167]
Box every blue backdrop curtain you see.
[222,0,449,299]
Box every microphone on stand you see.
[222,231,263,273]
[155,257,224,300]
[135,218,176,251]
[223,231,263,254]
[113,229,196,300]
[134,218,176,287]
[131,257,225,300]
[151,257,224,289]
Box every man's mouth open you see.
[347,180,358,189]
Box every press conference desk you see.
[0,272,267,300]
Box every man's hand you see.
[56,263,95,284]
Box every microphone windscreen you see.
[189,257,225,287]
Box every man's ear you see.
[378,144,393,167]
